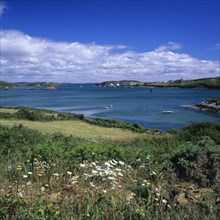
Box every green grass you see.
[0,108,18,114]
[0,118,146,141]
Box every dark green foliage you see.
[57,112,84,120]
[85,117,148,133]
[16,108,44,121]
[178,122,220,144]
[0,125,45,156]
[168,136,220,187]
[0,112,14,119]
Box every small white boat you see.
[104,105,113,109]
[162,111,174,114]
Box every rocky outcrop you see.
[183,98,220,114]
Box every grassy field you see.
[0,107,166,141]
[0,119,144,141]
[0,108,18,114]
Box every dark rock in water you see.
[183,97,220,114]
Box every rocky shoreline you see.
[183,98,220,114]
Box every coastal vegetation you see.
[0,107,220,219]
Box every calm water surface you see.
[1,84,219,130]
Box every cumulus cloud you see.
[0,30,219,82]
[0,1,7,16]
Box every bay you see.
[0,84,219,130]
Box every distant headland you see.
[0,81,59,90]
[95,77,220,89]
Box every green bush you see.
[168,136,220,187]
[179,122,220,144]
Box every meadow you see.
[0,107,219,219]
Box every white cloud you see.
[0,1,7,16]
[155,41,182,52]
[0,30,219,82]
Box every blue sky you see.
[0,0,219,82]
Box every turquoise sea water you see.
[0,84,219,130]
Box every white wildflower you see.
[83,173,92,178]
[89,182,95,188]
[67,171,72,175]
[118,172,123,177]
[70,175,79,183]
[23,175,28,179]
[108,176,115,180]
[80,163,86,168]
[162,199,168,205]
[99,172,105,176]
[156,193,160,197]
[104,162,113,167]
[53,173,59,177]
[26,181,32,186]
[115,168,121,172]
[113,159,118,164]
[109,160,117,165]
[119,161,124,165]
[18,192,23,197]
[27,172,32,175]
[41,187,45,192]
[92,170,98,174]
[95,166,103,171]
[104,169,112,175]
